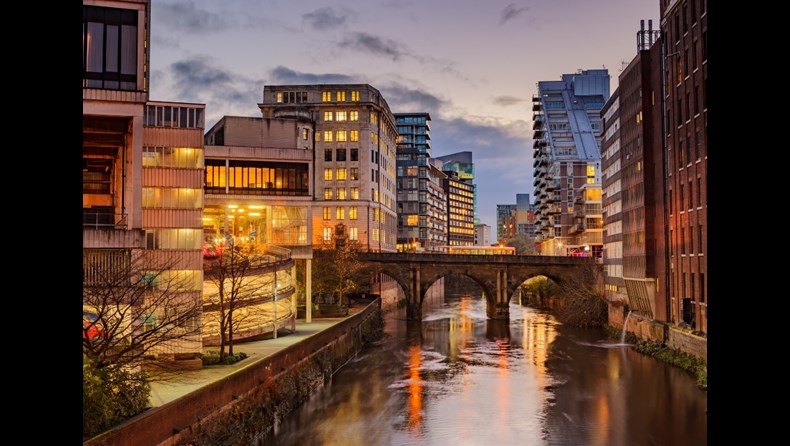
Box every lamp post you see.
[273,271,277,339]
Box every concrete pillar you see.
[291,264,297,331]
[306,258,312,323]
[407,267,422,320]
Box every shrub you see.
[201,350,248,366]
[83,358,150,438]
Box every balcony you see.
[532,115,544,130]
[534,128,545,138]
[535,166,547,177]
[547,205,562,214]
[532,99,542,111]
[546,179,560,190]
[568,223,585,234]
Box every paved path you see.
[149,317,349,407]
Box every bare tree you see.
[312,228,366,306]
[82,249,203,373]
[556,263,607,326]
[506,233,539,255]
[202,248,272,361]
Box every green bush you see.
[633,340,707,391]
[201,350,249,366]
[83,358,150,438]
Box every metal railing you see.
[83,212,127,229]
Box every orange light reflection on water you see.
[407,344,423,434]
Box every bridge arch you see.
[361,253,594,320]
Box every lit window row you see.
[323,111,360,122]
[316,130,359,142]
[143,147,203,169]
[142,188,202,209]
[323,168,359,181]
[322,90,361,102]
[145,228,202,250]
[323,187,360,200]
[323,206,359,220]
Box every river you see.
[260,294,707,445]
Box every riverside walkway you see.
[149,315,354,407]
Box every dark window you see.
[83,158,113,194]
[699,272,705,303]
[324,149,332,162]
[691,0,697,22]
[350,148,359,161]
[698,224,703,254]
[83,6,138,90]
[697,177,702,207]
[336,149,347,161]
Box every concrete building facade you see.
[475,223,491,246]
[531,69,609,257]
[661,0,707,331]
[258,85,399,253]
[444,172,476,246]
[435,151,478,225]
[496,204,517,243]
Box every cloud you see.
[338,32,407,61]
[154,1,230,33]
[431,116,534,225]
[268,66,361,84]
[500,3,529,25]
[380,84,449,112]
[493,95,526,106]
[162,56,263,127]
[302,7,350,30]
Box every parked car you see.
[83,311,105,340]
[203,243,223,260]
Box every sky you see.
[149,0,660,227]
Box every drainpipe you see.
[660,34,672,327]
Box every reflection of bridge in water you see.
[361,253,595,320]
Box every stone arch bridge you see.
[360,253,596,320]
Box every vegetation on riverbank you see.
[200,350,248,366]
[604,325,707,391]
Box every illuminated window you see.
[302,129,309,140]
[374,208,380,222]
[372,188,379,202]
[372,228,380,242]
[324,111,333,121]
[336,91,346,101]
[350,130,359,142]
[350,168,359,180]
[407,215,418,226]
[371,132,378,145]
[143,147,204,169]
[324,168,333,180]
[351,91,360,101]
[276,92,283,103]
[587,165,596,184]
[323,131,333,142]
[349,227,358,240]
[349,206,358,220]
[337,188,347,199]
[336,111,347,121]
[315,132,321,142]
[350,111,359,121]
[323,227,332,241]
[337,168,347,180]
[323,207,331,220]
[351,187,359,199]
[142,188,202,209]
[370,112,378,125]
[337,130,347,142]
[322,91,331,102]
[324,188,333,200]
[336,207,345,220]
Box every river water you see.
[261,294,707,445]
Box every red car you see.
[83,311,105,340]
[203,243,223,260]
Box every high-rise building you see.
[531,69,609,257]
[515,193,536,239]
[83,0,203,360]
[435,151,478,224]
[496,204,517,243]
[475,223,491,246]
[661,0,707,331]
[601,90,627,308]
[444,171,475,246]
[258,85,399,252]
[395,113,447,252]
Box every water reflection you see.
[261,295,706,446]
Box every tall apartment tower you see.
[259,85,399,252]
[496,204,517,243]
[661,0,707,331]
[444,171,476,246]
[395,112,448,252]
[515,193,536,239]
[83,0,204,360]
[435,151,478,225]
[601,91,627,308]
[532,69,609,256]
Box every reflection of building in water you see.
[407,345,424,433]
[521,313,557,388]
